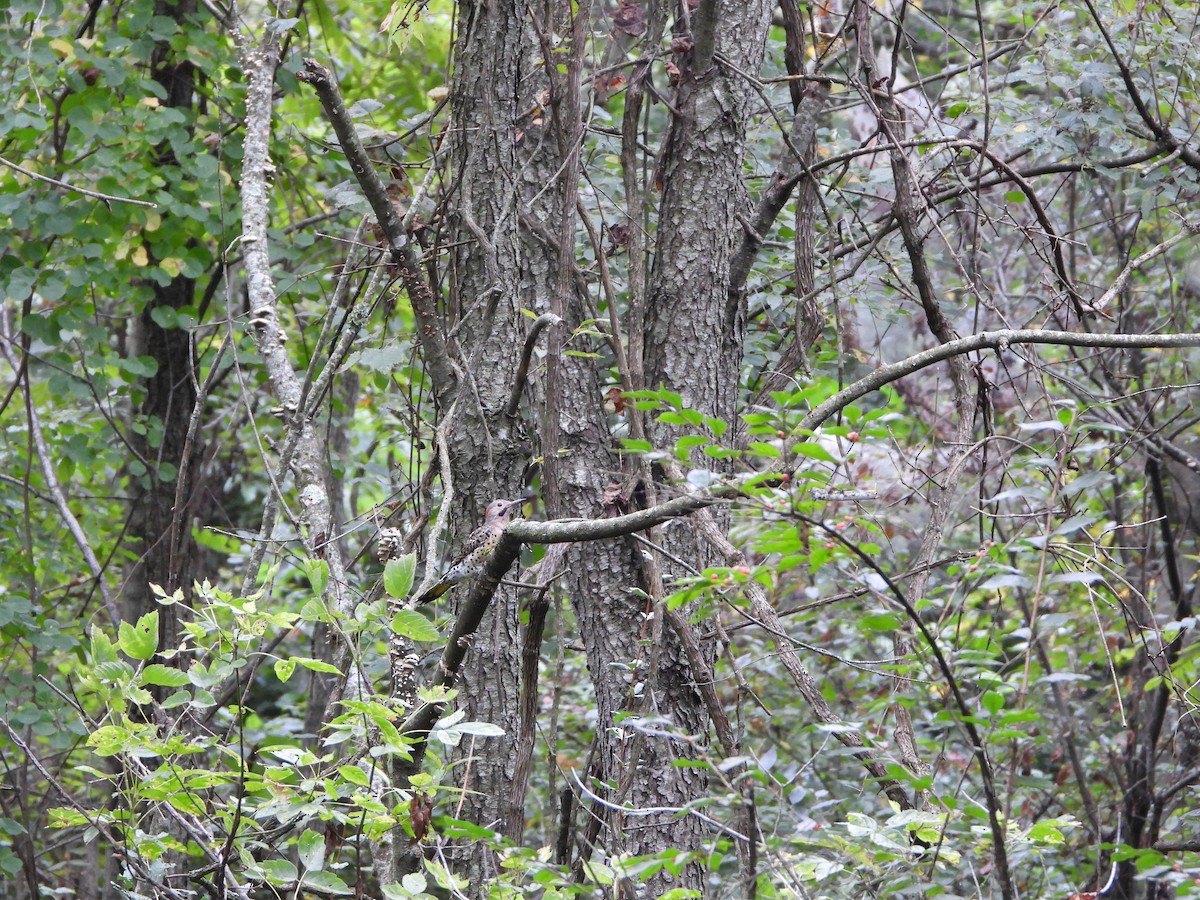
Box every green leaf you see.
[299,871,352,895]
[274,658,296,683]
[121,355,160,378]
[860,612,902,632]
[303,558,329,596]
[161,690,191,709]
[140,664,190,687]
[660,409,703,428]
[619,438,654,453]
[792,442,838,464]
[254,859,298,884]
[297,828,326,872]
[90,626,120,665]
[118,612,158,660]
[87,725,131,756]
[981,690,1005,715]
[338,764,370,787]
[384,554,417,599]
[149,305,179,329]
[746,441,781,458]
[673,434,708,459]
[299,597,333,622]
[391,610,440,642]
[295,657,342,675]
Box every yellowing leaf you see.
[131,246,149,267]
[50,38,75,60]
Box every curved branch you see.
[391,327,1200,779]
[800,329,1200,433]
[0,154,157,207]
[505,312,562,417]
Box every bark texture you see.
[515,2,719,888]
[440,0,533,883]
[645,0,775,424]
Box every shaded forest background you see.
[1,0,1199,897]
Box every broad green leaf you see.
[303,559,329,596]
[297,828,325,872]
[391,610,440,642]
[295,657,342,675]
[299,871,352,895]
[118,612,158,660]
[860,612,903,633]
[140,664,190,687]
[792,442,838,464]
[981,690,1005,715]
[384,554,417,599]
[274,658,296,683]
[90,626,120,665]
[338,764,370,787]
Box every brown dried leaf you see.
[605,222,630,250]
[409,795,433,842]
[612,0,646,36]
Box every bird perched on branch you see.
[415,498,524,605]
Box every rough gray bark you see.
[644,0,775,424]
[437,0,533,883]
[514,0,723,889]
[635,0,775,886]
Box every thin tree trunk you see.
[124,0,203,654]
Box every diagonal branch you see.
[297,59,456,407]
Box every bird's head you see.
[483,497,524,524]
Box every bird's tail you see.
[415,580,452,606]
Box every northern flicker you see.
[415,498,523,605]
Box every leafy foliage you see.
[2,0,1200,896]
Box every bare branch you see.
[296,59,456,407]
[800,329,1200,434]
[0,154,157,207]
[0,324,120,628]
[504,312,563,417]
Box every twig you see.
[296,58,456,407]
[0,328,120,628]
[0,155,157,207]
[799,329,1200,434]
[504,312,563,417]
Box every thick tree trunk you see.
[635,0,774,888]
[441,0,532,884]
[513,2,717,888]
[645,0,774,424]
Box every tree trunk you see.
[440,0,533,883]
[124,0,202,657]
